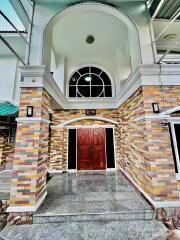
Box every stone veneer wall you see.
[49,110,120,171]
[0,129,15,171]
[50,86,180,202]
[117,86,180,201]
[6,84,180,209]
[10,88,50,207]
[142,86,180,201]
[115,88,151,194]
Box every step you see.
[33,210,155,224]
[0,219,167,240]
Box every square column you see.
[7,67,51,223]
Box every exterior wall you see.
[9,88,50,208]
[142,86,180,201]
[0,57,20,103]
[49,85,180,202]
[0,129,15,171]
[118,85,180,202]
[49,110,119,171]
[116,88,152,195]
[143,86,180,114]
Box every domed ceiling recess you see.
[44,4,140,95]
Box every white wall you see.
[119,2,154,64]
[53,56,65,94]
[0,57,20,103]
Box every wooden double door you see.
[77,128,106,170]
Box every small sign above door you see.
[85,109,96,116]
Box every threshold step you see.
[0,219,167,240]
[33,210,155,224]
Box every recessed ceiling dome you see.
[43,3,141,95]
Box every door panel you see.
[77,128,106,170]
[68,129,77,169]
[106,128,115,168]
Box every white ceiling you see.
[153,20,180,52]
[0,34,26,57]
[51,10,130,77]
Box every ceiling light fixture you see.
[86,35,95,44]
[84,76,92,82]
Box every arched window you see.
[69,67,112,98]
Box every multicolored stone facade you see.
[49,109,119,171]
[50,85,180,203]
[4,83,180,216]
[117,86,180,202]
[9,87,50,210]
[142,86,180,201]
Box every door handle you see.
[88,145,95,158]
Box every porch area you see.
[35,170,153,218]
[1,170,168,240]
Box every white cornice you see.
[159,106,180,116]
[138,64,160,75]
[138,64,180,75]
[20,65,47,77]
[19,64,180,110]
[19,65,65,108]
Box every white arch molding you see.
[159,106,180,116]
[51,116,119,128]
[42,2,142,67]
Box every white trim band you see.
[6,191,47,213]
[160,106,180,116]
[135,115,180,122]
[120,167,180,208]
[65,125,115,129]
[16,117,50,124]
[135,106,180,122]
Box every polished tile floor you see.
[1,171,167,240]
[36,171,152,215]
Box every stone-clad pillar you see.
[7,66,51,224]
[0,130,6,171]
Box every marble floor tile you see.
[36,171,152,215]
[0,220,167,240]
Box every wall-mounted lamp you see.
[152,103,160,113]
[26,106,33,117]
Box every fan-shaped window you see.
[69,67,112,98]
